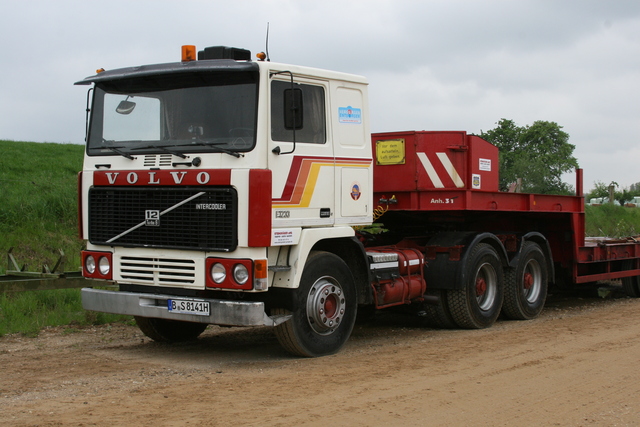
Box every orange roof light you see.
[182,45,196,62]
[256,51,267,61]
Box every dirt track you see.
[2,292,640,426]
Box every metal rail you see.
[1,248,111,293]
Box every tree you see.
[617,188,635,206]
[586,181,636,206]
[480,119,579,195]
[585,181,611,202]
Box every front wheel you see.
[134,316,207,342]
[502,242,548,320]
[447,243,504,329]
[274,251,357,357]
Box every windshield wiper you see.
[189,140,244,158]
[102,145,135,160]
[130,144,187,159]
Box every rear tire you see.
[447,243,504,329]
[502,242,548,320]
[134,316,207,342]
[274,251,357,357]
[421,290,457,329]
[622,261,640,297]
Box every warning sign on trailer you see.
[376,139,405,165]
[479,158,492,171]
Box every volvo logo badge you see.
[145,210,160,226]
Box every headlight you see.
[85,255,96,275]
[98,257,111,275]
[233,264,249,285]
[210,263,226,284]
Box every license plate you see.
[167,299,210,316]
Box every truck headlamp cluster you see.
[233,264,249,285]
[82,251,113,280]
[85,256,96,274]
[205,258,267,290]
[210,263,227,284]
[98,256,111,275]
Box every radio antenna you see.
[265,22,271,61]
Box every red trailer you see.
[365,131,640,329]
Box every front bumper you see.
[81,288,290,327]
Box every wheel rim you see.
[306,276,346,335]
[475,262,498,311]
[522,258,542,303]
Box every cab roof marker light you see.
[182,45,196,62]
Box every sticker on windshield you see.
[339,106,362,124]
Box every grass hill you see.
[0,140,84,275]
[0,140,102,336]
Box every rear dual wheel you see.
[421,290,457,329]
[622,260,640,297]
[623,276,640,297]
[502,242,548,320]
[447,243,504,329]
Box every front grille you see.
[120,256,196,285]
[89,186,237,251]
[144,155,173,167]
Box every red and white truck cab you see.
[78,46,373,356]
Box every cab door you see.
[269,76,335,230]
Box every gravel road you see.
[2,291,640,426]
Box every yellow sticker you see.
[376,139,405,165]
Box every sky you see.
[1,0,639,192]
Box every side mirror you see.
[284,88,303,130]
[116,100,136,115]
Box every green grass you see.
[0,288,132,337]
[0,140,85,274]
[0,140,130,336]
[585,204,640,238]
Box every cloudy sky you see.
[1,0,639,191]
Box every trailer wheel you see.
[273,251,357,357]
[447,243,503,329]
[622,261,640,297]
[134,316,207,342]
[502,242,548,320]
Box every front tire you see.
[134,316,207,342]
[274,251,357,357]
[502,242,548,320]
[447,243,504,329]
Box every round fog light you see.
[85,255,96,275]
[211,263,226,284]
[98,257,111,276]
[233,264,249,285]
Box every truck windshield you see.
[87,72,258,157]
